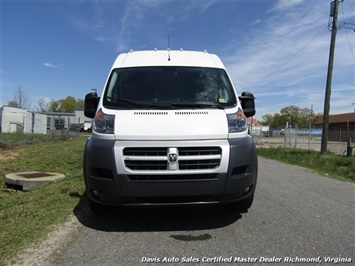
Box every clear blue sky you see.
[1,0,355,120]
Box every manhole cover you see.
[18,172,55,179]
[4,171,65,191]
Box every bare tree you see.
[36,97,51,112]
[11,86,30,109]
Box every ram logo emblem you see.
[167,153,178,164]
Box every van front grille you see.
[125,160,167,170]
[124,148,166,156]
[123,147,222,171]
[179,159,220,170]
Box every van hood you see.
[114,110,228,140]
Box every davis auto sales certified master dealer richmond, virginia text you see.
[141,255,352,263]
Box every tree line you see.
[261,105,322,129]
[7,87,84,113]
[7,87,323,128]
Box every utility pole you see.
[321,0,339,155]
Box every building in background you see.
[0,106,47,134]
[46,108,91,132]
[313,113,355,142]
[0,107,91,134]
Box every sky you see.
[1,0,355,120]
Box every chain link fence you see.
[252,127,353,156]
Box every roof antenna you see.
[167,35,171,61]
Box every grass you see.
[0,134,354,263]
[257,147,355,183]
[0,132,72,149]
[0,134,88,264]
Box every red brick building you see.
[313,113,355,142]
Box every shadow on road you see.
[73,192,243,233]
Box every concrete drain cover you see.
[5,171,65,191]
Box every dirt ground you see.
[0,150,20,161]
[4,215,82,266]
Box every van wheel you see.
[229,194,254,213]
[88,198,111,214]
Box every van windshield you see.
[103,67,237,109]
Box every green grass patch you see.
[257,147,355,183]
[1,135,354,263]
[0,135,88,263]
[0,132,71,149]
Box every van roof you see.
[111,50,226,69]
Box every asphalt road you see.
[56,157,354,265]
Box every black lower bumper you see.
[83,137,257,207]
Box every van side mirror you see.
[84,92,99,118]
[239,92,256,118]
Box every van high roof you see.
[112,50,225,69]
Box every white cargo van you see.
[83,50,257,213]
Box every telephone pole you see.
[321,0,340,155]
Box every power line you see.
[340,1,355,62]
[241,0,321,80]
[254,25,329,87]
[340,0,355,113]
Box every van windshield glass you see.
[103,67,237,109]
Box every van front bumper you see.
[83,137,257,206]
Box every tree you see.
[48,100,61,112]
[11,86,30,109]
[261,113,286,128]
[280,105,300,128]
[57,96,77,113]
[36,98,51,112]
[311,113,323,128]
[261,114,274,126]
[273,113,286,128]
[39,96,84,113]
[7,101,19,108]
[299,107,312,128]
[76,98,84,109]
[261,105,323,129]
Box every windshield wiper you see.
[170,103,225,109]
[107,97,145,107]
[106,97,175,109]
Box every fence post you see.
[347,121,352,157]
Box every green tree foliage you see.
[261,114,274,126]
[58,96,77,113]
[7,101,19,108]
[36,96,84,113]
[280,105,301,127]
[261,105,322,128]
[48,100,61,112]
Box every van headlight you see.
[94,108,115,134]
[227,108,248,133]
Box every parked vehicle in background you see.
[80,121,92,132]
